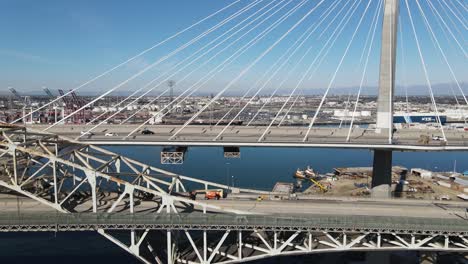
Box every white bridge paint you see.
[82,140,468,151]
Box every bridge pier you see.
[371,149,392,198]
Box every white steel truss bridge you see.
[0,212,467,264]
[0,124,467,263]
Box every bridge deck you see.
[1,194,467,235]
[31,124,468,150]
[1,211,467,235]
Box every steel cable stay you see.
[168,0,327,140]
[277,2,351,129]
[215,1,340,126]
[302,0,375,142]
[277,89,303,127]
[11,0,242,124]
[347,0,383,142]
[246,0,348,127]
[254,0,364,141]
[425,0,465,73]
[140,0,315,140]
[212,11,319,129]
[281,0,364,125]
[84,0,279,128]
[209,0,301,127]
[255,0,362,134]
[119,0,291,126]
[416,1,463,120]
[439,0,468,30]
[214,17,322,134]
[358,2,383,66]
[342,0,383,136]
[137,0,331,129]
[306,1,370,83]
[453,0,468,13]
[339,92,353,129]
[399,11,410,115]
[428,0,467,57]
[118,0,294,127]
[120,0,299,129]
[76,0,283,138]
[309,1,378,132]
[439,0,468,43]
[124,0,312,136]
[123,0,309,139]
[448,0,468,22]
[404,0,447,142]
[247,0,354,127]
[213,1,346,139]
[169,0,330,140]
[418,0,468,106]
[44,0,263,131]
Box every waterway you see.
[106,146,468,191]
[1,147,467,263]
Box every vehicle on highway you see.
[432,136,443,141]
[80,131,94,136]
[105,132,118,137]
[204,190,223,200]
[141,129,155,135]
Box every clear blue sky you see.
[0,0,466,96]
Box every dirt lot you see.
[301,169,466,201]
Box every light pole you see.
[226,162,230,188]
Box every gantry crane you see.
[8,87,32,123]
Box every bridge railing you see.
[0,212,467,234]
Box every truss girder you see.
[1,125,467,263]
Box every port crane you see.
[57,89,86,123]
[57,89,72,106]
[43,87,61,123]
[70,90,86,123]
[43,87,55,98]
[9,87,32,123]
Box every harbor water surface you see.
[1,147,467,263]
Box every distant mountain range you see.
[2,82,466,97]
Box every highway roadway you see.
[28,124,468,150]
[1,194,466,220]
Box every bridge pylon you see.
[373,0,399,198]
[376,0,399,133]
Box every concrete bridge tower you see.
[372,0,399,198]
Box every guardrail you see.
[0,212,467,235]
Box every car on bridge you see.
[80,131,94,137]
[141,129,155,135]
[105,132,118,137]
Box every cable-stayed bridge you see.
[1,0,468,263]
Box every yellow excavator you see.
[309,178,328,193]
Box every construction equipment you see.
[205,191,222,200]
[190,189,224,200]
[309,178,328,193]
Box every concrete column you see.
[371,149,392,198]
[376,0,399,131]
